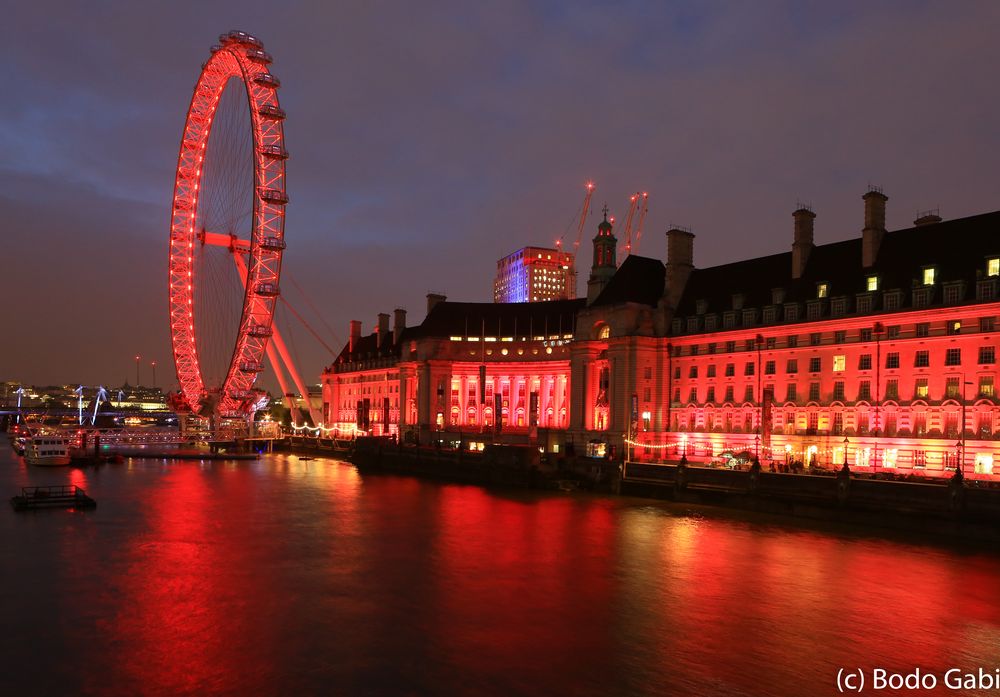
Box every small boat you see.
[24,434,72,466]
[298,456,315,461]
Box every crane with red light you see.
[555,182,596,254]
[619,192,639,257]
[632,192,650,254]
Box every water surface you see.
[2,441,998,695]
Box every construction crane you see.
[555,182,596,253]
[619,192,640,257]
[632,192,650,254]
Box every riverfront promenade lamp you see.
[842,437,850,470]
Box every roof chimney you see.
[792,207,815,279]
[426,293,446,316]
[914,209,941,227]
[663,227,695,308]
[376,313,390,348]
[349,320,362,353]
[393,308,407,345]
[862,187,888,268]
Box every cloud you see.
[3,0,999,387]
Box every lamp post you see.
[151,361,157,389]
[873,322,884,473]
[135,354,141,387]
[756,333,764,437]
[959,376,972,477]
[754,431,760,463]
[842,436,850,469]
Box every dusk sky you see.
[3,1,999,392]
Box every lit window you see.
[923,268,936,285]
[975,453,994,475]
[833,355,845,371]
[989,258,999,277]
[817,283,828,298]
[866,275,878,291]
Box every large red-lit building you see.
[322,295,580,451]
[323,191,1000,479]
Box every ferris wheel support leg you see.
[268,325,324,428]
[264,338,303,425]
[232,252,319,427]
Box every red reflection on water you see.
[97,465,270,695]
[639,520,1000,695]
[427,487,618,689]
[69,467,87,490]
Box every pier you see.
[10,485,97,511]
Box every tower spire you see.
[587,205,618,304]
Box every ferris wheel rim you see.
[167,32,287,417]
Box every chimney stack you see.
[349,320,362,353]
[393,308,407,345]
[376,313,390,348]
[426,293,446,315]
[862,187,888,268]
[663,227,695,309]
[792,207,815,279]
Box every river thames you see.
[2,441,999,696]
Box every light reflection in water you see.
[1,447,999,696]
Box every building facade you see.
[322,297,579,451]
[324,190,1000,479]
[494,246,576,303]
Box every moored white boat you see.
[24,435,72,466]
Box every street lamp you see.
[872,322,884,473]
[135,354,141,387]
[842,436,850,473]
[754,430,760,463]
[959,377,972,477]
[756,333,764,437]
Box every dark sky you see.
[3,1,999,392]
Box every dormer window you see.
[695,299,708,314]
[866,275,879,292]
[923,267,936,286]
[817,283,828,299]
[732,293,745,310]
[989,258,999,277]
[771,288,785,305]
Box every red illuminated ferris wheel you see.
[167,31,288,418]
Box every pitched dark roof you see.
[413,298,584,339]
[675,211,1000,318]
[592,254,665,307]
[333,298,585,365]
